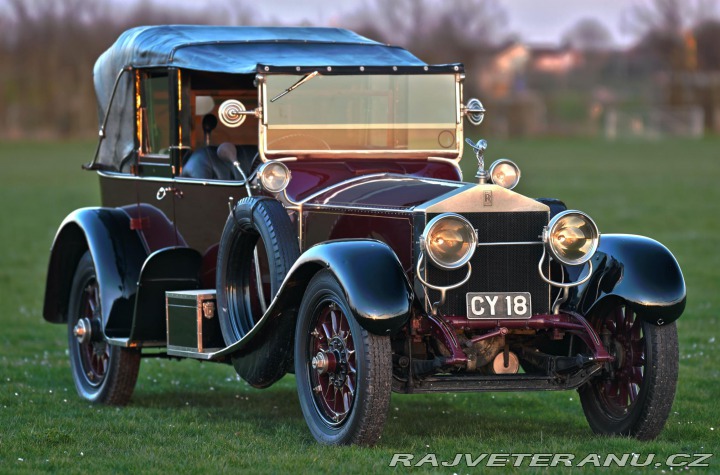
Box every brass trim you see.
[258,73,463,163]
[167,345,224,359]
[106,337,165,348]
[98,170,249,188]
[417,184,551,214]
[477,241,543,247]
[268,123,456,130]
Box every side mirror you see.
[463,98,485,126]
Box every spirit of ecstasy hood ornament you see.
[465,137,489,184]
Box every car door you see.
[132,71,179,249]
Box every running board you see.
[106,337,165,348]
[166,345,226,360]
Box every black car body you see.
[43,26,686,445]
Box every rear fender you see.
[43,205,186,339]
[43,208,147,334]
[568,234,686,325]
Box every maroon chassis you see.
[396,312,614,393]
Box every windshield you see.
[263,74,459,157]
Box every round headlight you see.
[421,213,477,270]
[543,210,599,266]
[258,161,291,193]
[489,159,521,190]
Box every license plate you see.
[466,292,532,319]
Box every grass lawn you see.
[0,138,718,473]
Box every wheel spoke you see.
[330,310,339,336]
[628,381,638,402]
[614,306,623,335]
[323,377,333,401]
[625,306,634,333]
[346,376,355,396]
[321,322,332,340]
[630,331,645,363]
[342,391,350,414]
[86,287,97,315]
[631,315,641,339]
[619,381,628,407]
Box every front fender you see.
[568,234,686,325]
[43,208,147,336]
[223,240,413,387]
[302,239,414,334]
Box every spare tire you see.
[216,197,300,345]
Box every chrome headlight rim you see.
[543,210,600,266]
[257,160,291,193]
[420,213,477,270]
[489,158,521,190]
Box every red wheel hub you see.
[596,305,645,416]
[308,301,356,425]
[78,282,109,386]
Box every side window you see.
[143,75,170,156]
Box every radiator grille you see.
[426,211,551,316]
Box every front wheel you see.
[579,304,679,440]
[294,270,392,446]
[67,252,140,405]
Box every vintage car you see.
[43,26,686,446]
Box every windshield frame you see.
[257,70,464,162]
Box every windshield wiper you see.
[270,70,320,102]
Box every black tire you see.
[216,197,299,345]
[294,270,392,446]
[67,252,140,405]
[579,304,679,440]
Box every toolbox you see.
[166,290,225,353]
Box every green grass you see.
[1,138,718,473]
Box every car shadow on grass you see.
[129,385,303,419]
[129,383,590,444]
[382,392,590,442]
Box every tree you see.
[0,0,256,137]
[562,18,614,52]
[345,0,509,63]
[695,19,720,70]
[622,0,719,70]
[622,0,717,37]
[343,0,509,102]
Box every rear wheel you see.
[294,271,392,446]
[579,304,678,439]
[67,252,140,405]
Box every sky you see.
[241,0,637,47]
[0,0,664,48]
